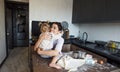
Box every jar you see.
[73,52,79,59]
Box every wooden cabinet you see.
[70,44,107,63]
[71,44,85,52]
[29,45,65,72]
[72,0,120,23]
[62,44,71,52]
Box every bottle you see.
[111,42,116,48]
[66,29,69,39]
[78,30,81,40]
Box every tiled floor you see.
[0,47,30,72]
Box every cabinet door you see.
[71,44,85,51]
[94,0,106,22]
[72,0,105,23]
[62,44,71,52]
[105,0,120,21]
[72,0,94,23]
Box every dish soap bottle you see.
[78,30,81,40]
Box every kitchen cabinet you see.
[62,44,71,52]
[105,0,120,21]
[72,0,120,23]
[71,44,85,51]
[29,46,66,72]
[72,0,105,23]
[70,44,107,63]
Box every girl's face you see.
[51,24,60,35]
[43,26,49,32]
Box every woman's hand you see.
[37,48,42,54]
[44,32,52,40]
[34,47,38,51]
[34,47,43,51]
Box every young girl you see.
[34,22,64,69]
[39,22,52,50]
[35,22,63,58]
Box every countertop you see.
[29,38,120,72]
[30,46,119,72]
[30,38,120,66]
[64,38,120,66]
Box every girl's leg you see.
[49,56,62,69]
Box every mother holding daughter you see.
[34,22,64,69]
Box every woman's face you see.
[51,24,60,35]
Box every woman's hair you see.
[52,22,63,31]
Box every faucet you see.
[82,32,88,44]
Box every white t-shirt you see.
[39,32,63,58]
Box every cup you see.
[73,52,78,59]
[78,51,86,59]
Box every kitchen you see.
[0,0,120,72]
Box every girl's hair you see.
[39,22,50,32]
[52,22,63,31]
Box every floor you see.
[0,47,30,72]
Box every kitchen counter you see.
[30,38,120,66]
[29,45,119,72]
[29,38,120,72]
[66,38,120,67]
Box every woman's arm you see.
[37,37,64,56]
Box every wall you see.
[79,23,120,42]
[0,0,6,64]
[29,0,119,42]
[29,0,80,38]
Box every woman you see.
[34,22,64,69]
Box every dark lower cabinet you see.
[108,59,120,67]
[70,44,107,63]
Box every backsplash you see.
[78,23,120,42]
